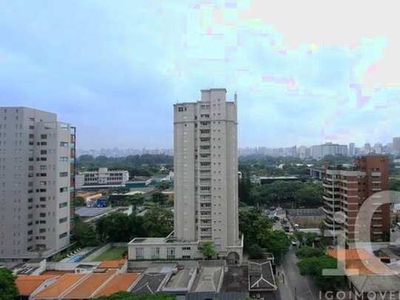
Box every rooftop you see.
[221,266,248,292]
[191,262,224,293]
[129,237,166,244]
[98,259,126,269]
[163,267,197,291]
[248,260,277,291]
[64,270,116,299]
[15,275,57,296]
[94,273,140,297]
[327,249,394,275]
[131,273,168,295]
[75,207,111,218]
[349,274,400,293]
[34,273,86,299]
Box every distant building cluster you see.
[238,139,400,159]
[77,148,174,157]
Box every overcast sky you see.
[1,0,399,149]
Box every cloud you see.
[0,0,399,149]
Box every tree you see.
[151,192,167,206]
[0,268,18,299]
[296,246,325,259]
[200,241,217,259]
[96,291,176,299]
[126,194,144,211]
[74,218,99,247]
[297,255,346,292]
[248,244,264,259]
[239,207,273,248]
[73,196,85,207]
[142,208,173,237]
[96,212,132,242]
[259,230,290,262]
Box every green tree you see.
[248,244,264,259]
[73,196,85,207]
[151,192,167,206]
[297,255,346,292]
[259,230,290,262]
[296,246,325,259]
[142,208,173,237]
[96,212,132,242]
[74,218,99,247]
[200,241,218,259]
[126,194,144,211]
[239,207,273,248]
[0,268,18,299]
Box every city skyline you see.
[2,0,400,149]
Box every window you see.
[39,213,46,218]
[136,248,144,259]
[40,165,47,171]
[40,150,47,155]
[59,172,68,177]
[182,255,191,259]
[39,197,46,202]
[59,232,68,239]
[59,217,68,224]
[59,202,68,208]
[178,106,184,112]
[60,142,68,147]
[59,187,68,193]
[40,134,47,139]
[151,247,160,259]
[60,157,68,162]
[182,247,191,251]
[39,228,46,233]
[167,247,175,259]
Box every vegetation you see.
[96,208,173,243]
[239,207,290,262]
[297,255,346,292]
[77,154,172,177]
[97,291,176,299]
[73,216,99,247]
[73,196,85,207]
[296,246,325,259]
[200,241,218,259]
[248,244,264,259]
[251,180,323,208]
[125,194,145,211]
[0,268,18,299]
[92,247,127,261]
[292,231,319,247]
[151,192,168,206]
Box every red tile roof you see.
[98,259,126,269]
[64,270,116,299]
[34,273,86,299]
[94,273,140,297]
[15,275,57,296]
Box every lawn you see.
[92,247,127,261]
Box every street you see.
[277,247,321,300]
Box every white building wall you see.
[0,107,73,259]
[173,89,240,257]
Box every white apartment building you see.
[128,89,243,264]
[75,167,129,189]
[0,107,75,260]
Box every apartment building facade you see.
[0,107,75,259]
[323,155,390,243]
[128,89,243,263]
[173,88,242,259]
[75,167,129,189]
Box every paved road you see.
[278,247,321,300]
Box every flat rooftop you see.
[129,237,166,244]
[164,267,196,290]
[75,207,111,217]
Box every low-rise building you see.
[76,168,129,189]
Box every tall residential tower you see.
[0,107,75,259]
[173,88,241,257]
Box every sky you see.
[1,0,400,149]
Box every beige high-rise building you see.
[173,88,241,257]
[0,107,76,260]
